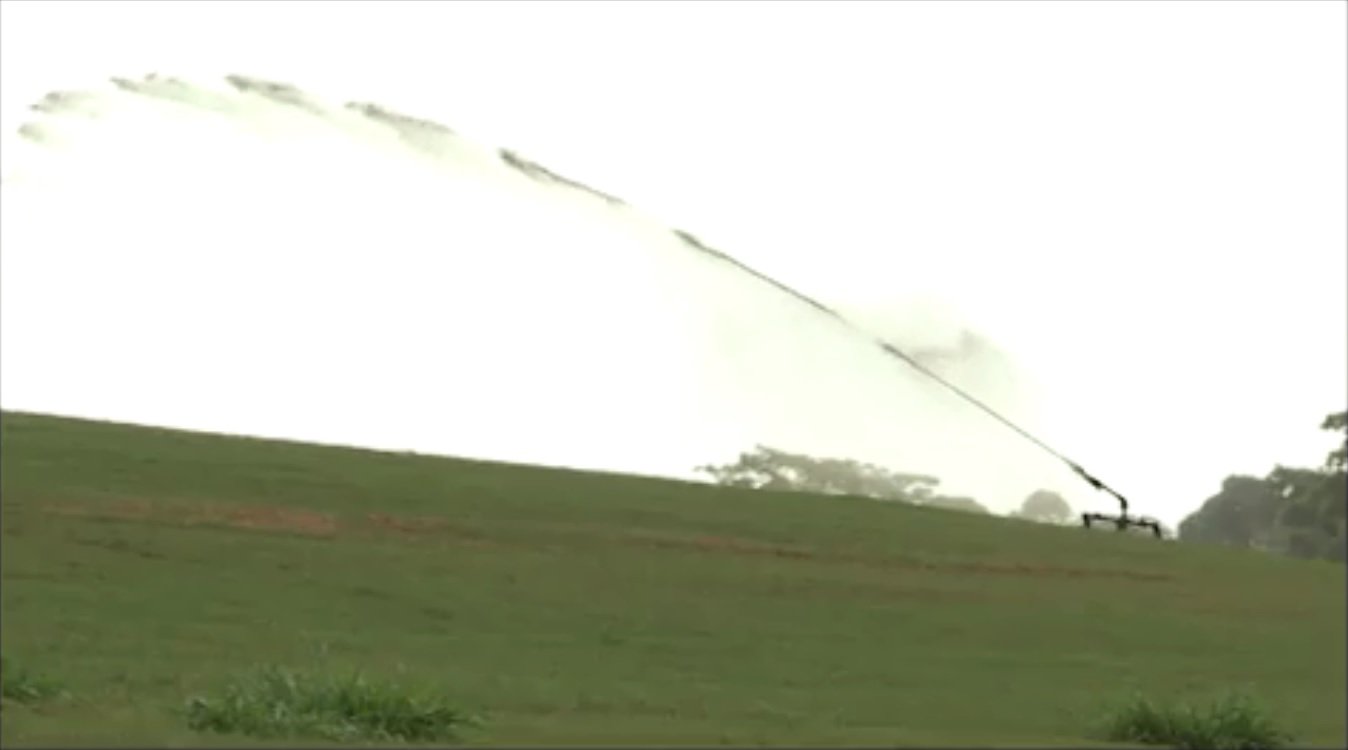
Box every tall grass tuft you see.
[185,665,476,743]
[0,656,66,707]
[1096,690,1294,749]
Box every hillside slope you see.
[2,411,1343,746]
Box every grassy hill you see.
[2,411,1343,746]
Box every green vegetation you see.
[1096,690,1294,750]
[1,656,66,707]
[2,411,1344,746]
[184,666,475,742]
[1179,411,1346,563]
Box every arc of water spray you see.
[673,231,1135,518]
[10,71,1137,516]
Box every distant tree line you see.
[695,448,1111,525]
[695,445,1136,526]
[695,445,989,515]
[695,409,1347,564]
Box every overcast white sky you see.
[1,0,1345,526]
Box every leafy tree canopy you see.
[1014,489,1073,525]
[1178,410,1346,562]
[697,445,987,513]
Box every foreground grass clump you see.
[185,666,476,743]
[0,656,65,707]
[1098,691,1294,749]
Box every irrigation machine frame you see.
[1072,464,1164,539]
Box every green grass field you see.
[2,411,1343,746]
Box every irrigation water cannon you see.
[1070,463,1163,538]
[667,230,1167,540]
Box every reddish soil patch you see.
[43,500,1171,583]
[43,499,491,545]
[46,498,336,538]
[364,512,453,535]
[359,512,496,547]
[936,559,1171,582]
[216,506,337,537]
[651,533,817,561]
[617,527,1170,582]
